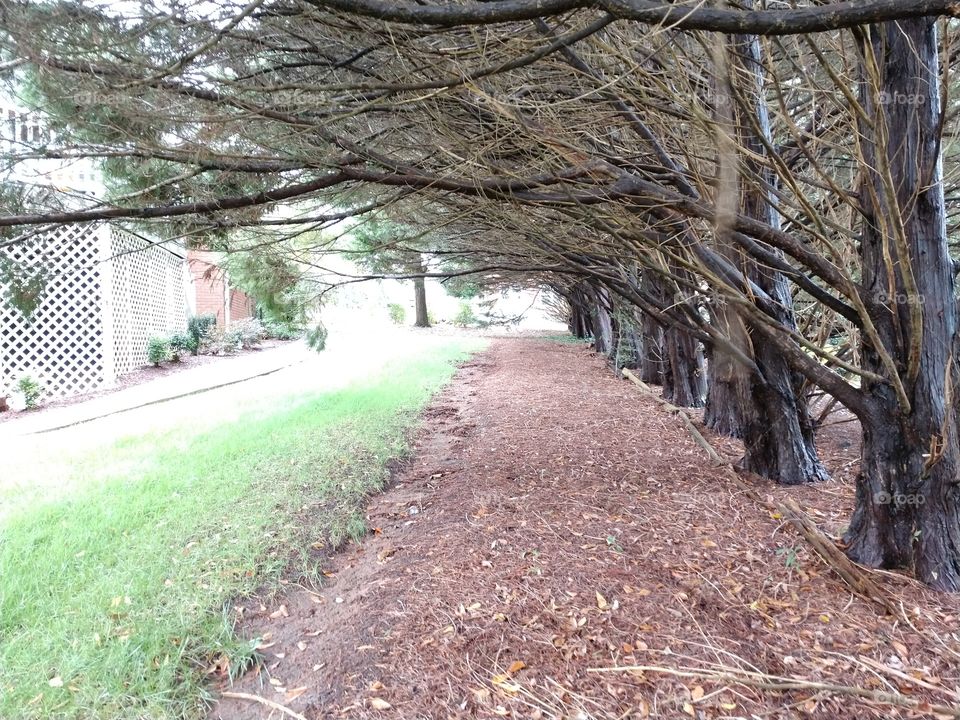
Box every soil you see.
[209,338,960,720]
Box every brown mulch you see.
[209,339,960,720]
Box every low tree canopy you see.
[3,1,960,588]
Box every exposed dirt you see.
[210,339,960,720]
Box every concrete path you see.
[0,326,482,518]
[0,341,308,438]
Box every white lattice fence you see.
[1,224,106,397]
[105,227,188,379]
[1,224,189,398]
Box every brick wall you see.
[188,250,255,326]
[188,250,227,325]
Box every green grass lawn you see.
[0,338,483,719]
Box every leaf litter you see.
[209,339,960,719]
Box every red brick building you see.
[187,250,255,326]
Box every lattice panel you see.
[1,224,189,399]
[0,224,106,398]
[107,227,188,379]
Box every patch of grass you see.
[542,332,589,344]
[0,339,484,719]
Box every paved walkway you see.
[0,342,308,438]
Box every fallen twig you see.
[588,662,960,717]
[220,690,308,720]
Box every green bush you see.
[187,314,217,355]
[147,337,170,366]
[228,318,266,349]
[168,333,193,362]
[453,302,477,327]
[16,374,44,409]
[263,320,304,340]
[198,325,232,356]
[388,303,406,325]
[306,323,328,352]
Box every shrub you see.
[453,302,477,327]
[228,318,266,349]
[263,320,304,340]
[187,314,217,355]
[305,323,328,352]
[168,333,193,362]
[14,374,44,410]
[388,303,406,325]
[147,337,170,366]
[198,325,232,356]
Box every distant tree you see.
[351,220,431,328]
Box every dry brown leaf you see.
[369,697,392,710]
[596,591,608,610]
[507,660,526,674]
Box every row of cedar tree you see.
[2,2,960,588]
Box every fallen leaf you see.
[691,685,704,701]
[507,660,526,674]
[369,698,391,710]
[491,674,521,694]
[596,591,609,610]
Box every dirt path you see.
[211,339,960,720]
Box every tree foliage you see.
[3,1,960,587]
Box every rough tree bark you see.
[704,306,747,437]
[648,268,705,407]
[845,17,960,590]
[663,325,706,407]
[590,285,615,356]
[705,20,827,484]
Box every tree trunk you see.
[568,301,592,339]
[705,20,827,484]
[614,311,643,370]
[413,275,429,327]
[591,288,614,356]
[663,324,706,408]
[642,269,705,406]
[704,306,747,437]
[845,17,960,590]
[639,312,666,384]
